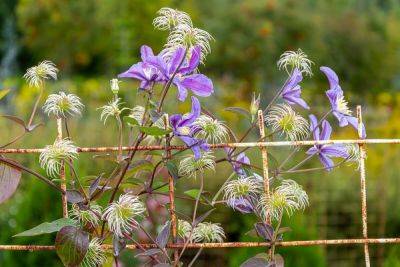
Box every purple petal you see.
[283,93,310,109]
[320,120,332,140]
[283,68,303,92]
[309,114,320,141]
[174,78,189,101]
[169,46,186,74]
[306,146,318,155]
[118,63,146,80]
[180,45,201,74]
[319,154,334,171]
[180,96,201,126]
[170,114,182,130]
[140,45,154,62]
[179,74,214,98]
[346,116,367,138]
[321,145,349,158]
[320,66,339,90]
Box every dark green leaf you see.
[183,189,200,199]
[0,162,21,204]
[123,116,140,126]
[166,161,179,180]
[156,221,170,249]
[139,126,171,136]
[14,218,76,237]
[55,226,89,267]
[225,107,251,119]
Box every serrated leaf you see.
[225,107,251,119]
[55,226,89,267]
[156,221,171,249]
[166,161,179,180]
[0,162,21,204]
[66,190,85,204]
[0,89,10,100]
[139,126,171,136]
[14,218,76,237]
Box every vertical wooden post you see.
[356,106,370,267]
[164,114,178,262]
[257,110,271,224]
[57,118,68,218]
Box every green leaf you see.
[139,126,171,136]
[125,160,153,178]
[0,89,10,100]
[55,226,89,267]
[123,116,140,126]
[166,161,179,180]
[152,181,169,193]
[184,189,200,199]
[225,107,251,119]
[14,218,76,237]
[0,162,21,204]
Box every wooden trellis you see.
[0,106,398,267]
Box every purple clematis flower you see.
[306,114,349,171]
[118,45,166,90]
[282,68,309,109]
[320,66,366,138]
[224,148,250,176]
[170,96,209,159]
[150,45,214,101]
[227,198,253,214]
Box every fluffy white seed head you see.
[178,152,215,179]
[223,176,263,201]
[277,49,313,76]
[43,91,84,118]
[70,203,102,228]
[39,139,78,177]
[23,60,58,88]
[165,24,213,63]
[346,144,361,170]
[110,78,121,94]
[153,7,192,31]
[193,115,229,143]
[177,219,192,240]
[192,222,225,243]
[129,105,145,126]
[102,194,145,237]
[265,104,309,141]
[98,98,129,124]
[81,238,107,267]
[259,179,309,221]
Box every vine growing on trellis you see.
[0,7,366,267]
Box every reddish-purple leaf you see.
[254,222,274,242]
[55,226,89,267]
[0,162,21,203]
[156,221,171,249]
[66,190,85,204]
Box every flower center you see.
[337,96,352,115]
[178,126,191,136]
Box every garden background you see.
[1,0,400,266]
